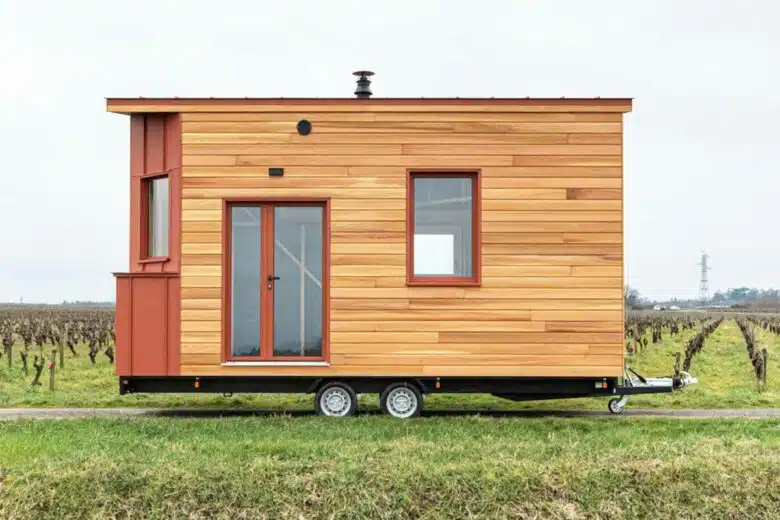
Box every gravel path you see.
[1,408,779,420]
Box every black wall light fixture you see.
[297,119,312,135]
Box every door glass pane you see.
[273,206,323,357]
[413,176,473,276]
[231,206,261,356]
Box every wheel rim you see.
[386,387,418,418]
[320,388,351,416]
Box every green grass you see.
[1,417,780,519]
[1,319,779,410]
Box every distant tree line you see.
[711,288,780,303]
[624,285,780,310]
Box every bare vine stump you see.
[31,356,44,387]
[49,348,57,392]
[6,344,11,369]
[20,350,28,376]
[60,324,68,367]
[762,348,769,389]
[105,346,115,364]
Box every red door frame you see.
[222,197,330,362]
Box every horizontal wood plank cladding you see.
[326,277,622,290]
[181,353,621,367]
[330,321,548,333]
[401,144,621,156]
[327,288,621,299]
[512,156,621,167]
[183,144,404,155]
[178,104,625,377]
[181,166,622,179]
[331,299,623,311]
[481,233,622,245]
[183,188,406,200]
[182,177,406,188]
[481,177,621,188]
[483,211,621,222]
[179,364,623,377]
[184,133,582,145]
[182,112,624,122]
[182,121,621,133]
[180,342,622,356]
[483,222,622,232]
[329,354,623,366]
[232,155,515,167]
[182,143,619,156]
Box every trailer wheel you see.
[380,383,423,419]
[608,396,628,415]
[315,382,357,417]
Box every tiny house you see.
[109,72,692,417]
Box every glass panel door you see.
[271,206,324,358]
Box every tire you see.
[380,383,423,419]
[608,396,627,415]
[315,382,357,417]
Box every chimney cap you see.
[353,70,374,99]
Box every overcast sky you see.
[1,0,777,303]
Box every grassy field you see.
[1,319,778,411]
[1,417,780,519]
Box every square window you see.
[408,172,480,286]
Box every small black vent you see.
[353,70,374,99]
[297,119,312,135]
[269,167,284,177]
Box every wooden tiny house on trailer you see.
[109,72,693,417]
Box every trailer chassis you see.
[120,365,698,417]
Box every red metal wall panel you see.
[129,113,181,274]
[118,112,182,376]
[166,276,181,375]
[115,276,132,376]
[114,273,180,376]
[131,277,168,375]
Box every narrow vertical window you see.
[145,176,169,258]
[408,172,480,286]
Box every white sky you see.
[1,0,778,303]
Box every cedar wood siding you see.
[109,99,630,378]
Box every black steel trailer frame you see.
[120,369,696,416]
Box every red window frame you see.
[222,198,331,363]
[406,170,481,287]
[139,173,171,263]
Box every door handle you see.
[267,275,280,290]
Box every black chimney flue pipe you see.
[353,70,374,98]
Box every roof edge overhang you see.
[106,97,633,115]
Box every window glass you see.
[273,206,324,357]
[413,176,473,277]
[147,177,169,257]
[231,206,261,356]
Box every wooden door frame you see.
[221,197,330,363]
